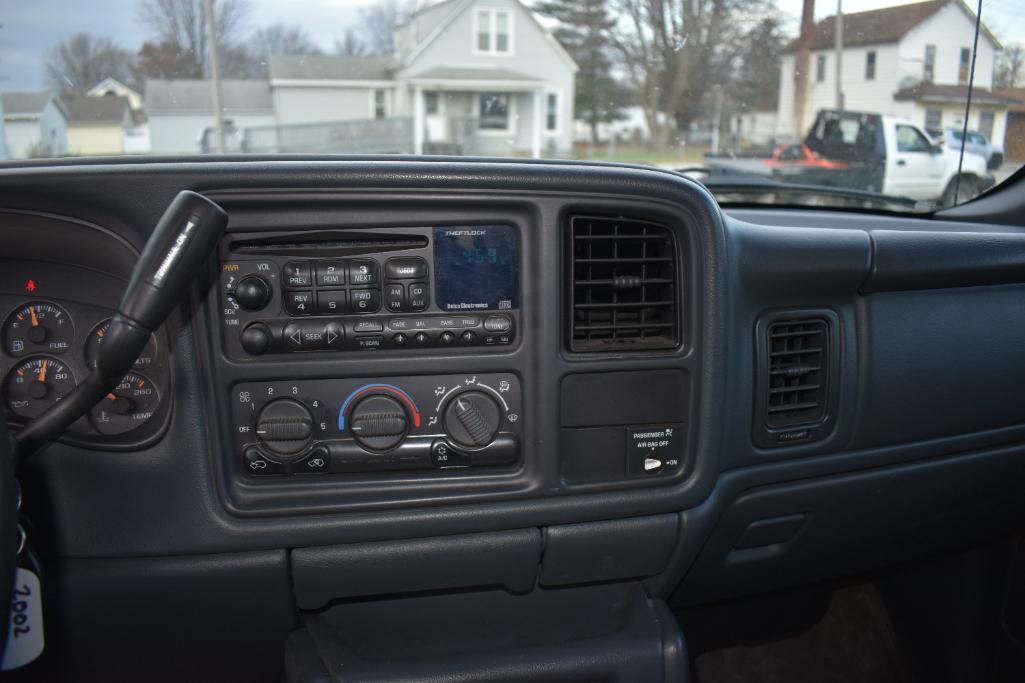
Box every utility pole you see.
[793,0,815,136]
[835,0,844,111]
[203,0,226,153]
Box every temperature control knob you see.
[443,391,502,448]
[349,394,409,452]
[234,275,271,311]
[255,398,313,457]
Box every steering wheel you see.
[0,418,18,656]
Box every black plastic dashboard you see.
[1,157,1024,682]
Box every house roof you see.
[86,78,141,101]
[269,54,393,81]
[1,91,54,116]
[410,66,542,82]
[995,88,1025,113]
[894,83,1021,106]
[145,79,273,112]
[63,95,130,124]
[783,0,998,52]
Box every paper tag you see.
[1,567,44,670]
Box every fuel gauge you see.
[3,302,74,357]
[91,372,161,435]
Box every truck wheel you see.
[988,153,1003,170]
[939,176,979,208]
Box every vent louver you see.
[764,318,829,428]
[568,216,678,352]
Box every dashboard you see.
[1,158,1024,682]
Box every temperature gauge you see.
[84,318,157,370]
[91,372,161,435]
[2,302,74,357]
[4,356,77,420]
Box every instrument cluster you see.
[1,297,170,443]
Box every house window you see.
[865,51,876,80]
[425,92,439,116]
[374,90,387,119]
[475,9,513,55]
[924,44,936,82]
[925,108,942,132]
[479,93,510,130]
[546,92,558,131]
[816,55,826,82]
[959,48,971,83]
[978,111,995,140]
[896,124,932,153]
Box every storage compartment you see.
[291,529,541,608]
[286,583,688,682]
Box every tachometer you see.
[2,302,74,357]
[91,372,161,435]
[84,318,157,370]
[4,356,77,420]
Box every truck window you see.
[896,125,932,153]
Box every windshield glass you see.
[1,0,1022,212]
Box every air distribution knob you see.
[234,275,271,311]
[349,394,409,452]
[256,398,314,457]
[443,391,502,448]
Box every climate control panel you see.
[230,373,523,478]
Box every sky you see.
[0,0,1022,92]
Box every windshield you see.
[1,0,1022,212]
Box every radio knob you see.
[240,322,272,355]
[235,275,271,311]
[443,391,502,448]
[255,398,313,457]
[349,394,409,452]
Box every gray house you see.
[146,79,275,154]
[1,91,68,159]
[269,0,577,156]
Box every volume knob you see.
[235,275,271,311]
[443,391,502,448]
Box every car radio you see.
[218,225,520,358]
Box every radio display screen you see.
[433,225,519,311]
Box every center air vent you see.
[754,312,839,448]
[567,216,678,352]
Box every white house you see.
[268,0,577,157]
[145,79,275,154]
[775,0,1016,144]
[87,78,151,153]
[0,91,68,159]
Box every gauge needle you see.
[38,359,47,383]
[29,306,38,327]
[107,392,117,401]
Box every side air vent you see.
[754,312,839,448]
[568,216,678,352]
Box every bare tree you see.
[138,0,253,78]
[611,0,768,146]
[359,0,414,56]
[995,43,1025,89]
[335,29,368,57]
[253,23,321,59]
[45,33,133,96]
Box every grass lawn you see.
[569,143,710,168]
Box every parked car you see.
[941,127,1004,169]
[705,110,994,205]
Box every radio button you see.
[356,336,384,350]
[384,283,405,312]
[389,318,411,330]
[323,321,344,348]
[414,331,431,347]
[392,333,408,347]
[408,282,429,311]
[283,261,313,288]
[350,288,381,313]
[385,257,428,280]
[439,331,455,345]
[284,291,314,315]
[316,260,346,287]
[349,260,379,286]
[457,316,481,328]
[483,315,512,333]
[460,330,476,345]
[353,320,384,333]
[317,290,347,315]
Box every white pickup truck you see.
[706,110,994,206]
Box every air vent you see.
[568,216,678,352]
[764,318,828,428]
